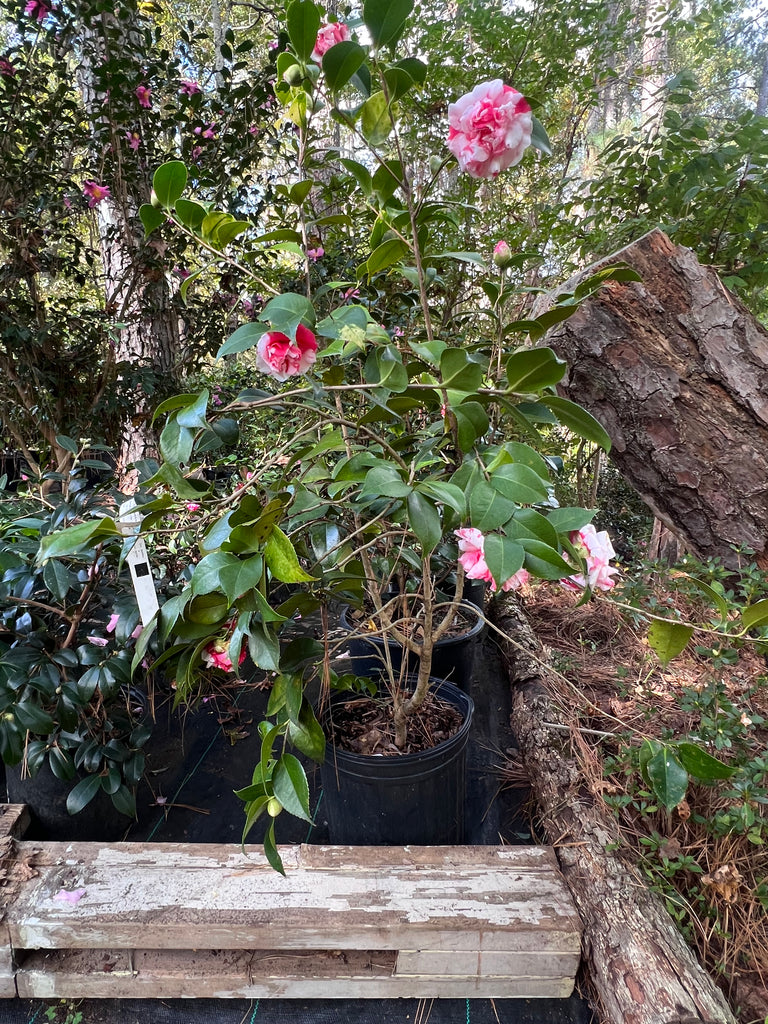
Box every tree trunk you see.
[490,594,738,1024]
[640,0,666,123]
[535,228,768,567]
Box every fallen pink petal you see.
[53,888,86,904]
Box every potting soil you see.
[4,623,593,1024]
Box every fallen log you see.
[490,593,738,1024]
[535,229,768,567]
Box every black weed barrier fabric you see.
[8,996,593,1024]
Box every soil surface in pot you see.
[328,690,463,755]
[347,598,477,642]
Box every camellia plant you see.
[43,0,633,869]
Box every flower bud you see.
[492,239,513,268]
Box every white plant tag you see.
[118,499,160,625]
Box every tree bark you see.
[490,593,738,1024]
[535,228,768,567]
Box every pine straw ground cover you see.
[517,578,768,1024]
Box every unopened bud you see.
[492,239,513,268]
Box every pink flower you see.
[255,325,318,382]
[106,614,120,634]
[125,131,141,151]
[190,146,203,162]
[0,58,16,77]
[447,80,532,179]
[493,239,513,268]
[179,79,201,97]
[306,247,324,262]
[24,0,50,22]
[312,21,351,61]
[135,84,152,108]
[202,640,246,673]
[455,528,530,592]
[185,502,200,512]
[343,287,360,302]
[82,180,110,207]
[194,123,216,139]
[53,887,85,904]
[87,635,109,647]
[561,524,618,592]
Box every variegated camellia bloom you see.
[447,80,532,179]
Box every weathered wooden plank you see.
[0,806,29,840]
[15,948,576,999]
[395,949,580,979]
[8,842,581,955]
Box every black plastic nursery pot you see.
[319,678,474,846]
[339,602,484,693]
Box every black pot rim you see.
[339,601,484,650]
[322,676,474,770]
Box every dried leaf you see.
[702,864,742,903]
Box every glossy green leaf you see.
[263,820,286,875]
[647,620,694,666]
[676,742,735,781]
[363,0,413,49]
[14,702,55,734]
[174,198,206,230]
[490,463,550,505]
[469,480,516,532]
[66,774,102,816]
[646,746,689,811]
[546,507,595,534]
[366,237,409,275]
[264,526,315,583]
[541,396,612,451]
[152,161,188,208]
[741,598,768,631]
[323,40,366,93]
[159,419,194,466]
[287,0,321,61]
[38,518,121,561]
[42,559,76,601]
[139,203,165,237]
[259,293,316,340]
[521,539,573,580]
[361,465,411,499]
[483,535,525,591]
[530,114,552,156]
[361,91,392,145]
[287,702,326,763]
[363,345,408,392]
[273,753,312,822]
[440,348,484,392]
[505,347,566,392]
[452,401,489,452]
[407,490,441,553]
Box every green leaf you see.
[217,322,264,359]
[38,518,121,561]
[647,620,694,667]
[323,40,366,93]
[418,481,465,518]
[407,491,441,553]
[55,433,78,453]
[272,753,312,822]
[490,463,550,505]
[440,348,484,392]
[153,161,188,208]
[264,526,315,583]
[521,539,573,580]
[646,746,689,811]
[469,480,516,532]
[174,198,206,230]
[541,396,612,452]
[186,591,230,626]
[263,820,286,875]
[363,345,408,392]
[452,402,489,452]
[42,559,76,601]
[363,0,413,49]
[361,91,392,145]
[66,774,102,815]
[742,598,768,631]
[139,203,166,237]
[546,507,595,534]
[14,702,55,734]
[366,237,409,276]
[219,554,265,603]
[287,702,326,762]
[248,623,281,672]
[159,419,194,466]
[529,114,551,156]
[287,0,321,62]
[259,293,316,340]
[505,347,566,392]
[483,535,525,591]
[340,158,373,194]
[360,464,411,499]
[110,784,137,818]
[676,742,735,781]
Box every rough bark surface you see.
[536,229,768,566]
[490,593,738,1024]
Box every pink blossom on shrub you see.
[82,180,110,207]
[306,247,324,261]
[179,79,201,97]
[125,131,141,151]
[255,325,318,382]
[455,527,530,592]
[24,0,51,22]
[202,640,246,673]
[185,502,201,512]
[447,79,532,179]
[312,21,350,61]
[106,614,120,633]
[0,58,16,77]
[561,524,618,592]
[135,84,152,108]
[492,239,513,268]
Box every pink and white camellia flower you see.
[24,0,51,22]
[455,528,530,592]
[447,80,532,179]
[135,84,152,108]
[255,324,318,382]
[561,524,618,592]
[312,21,351,61]
[202,640,246,673]
[82,180,110,207]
